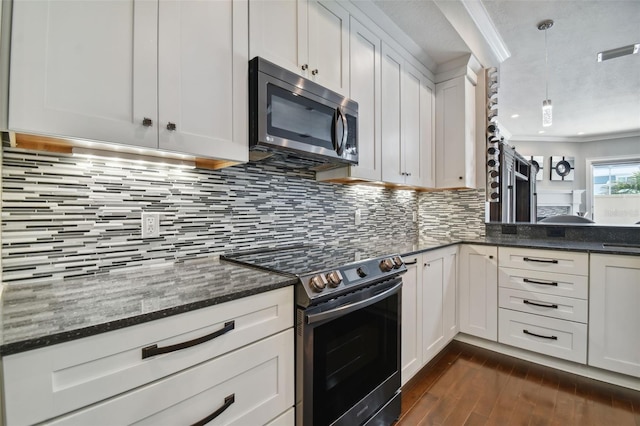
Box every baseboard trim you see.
[454,333,640,391]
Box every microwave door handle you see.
[335,108,348,155]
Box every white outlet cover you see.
[355,209,361,226]
[141,212,160,238]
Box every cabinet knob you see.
[489,255,494,259]
[166,122,177,131]
[142,117,153,127]
[301,64,308,71]
[406,172,412,177]
[459,176,463,180]
[312,69,319,75]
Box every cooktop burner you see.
[222,243,407,307]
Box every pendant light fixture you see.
[538,19,554,127]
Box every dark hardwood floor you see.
[398,341,640,426]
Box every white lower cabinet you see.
[401,254,422,385]
[497,247,588,364]
[45,330,294,426]
[2,287,294,426]
[401,246,458,385]
[589,254,640,378]
[458,245,498,341]
[422,246,457,363]
[498,309,587,364]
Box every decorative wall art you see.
[527,156,544,181]
[550,156,575,181]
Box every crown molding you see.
[461,0,511,64]
[508,129,640,143]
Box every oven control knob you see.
[392,256,403,268]
[326,270,343,287]
[309,275,327,292]
[380,258,394,272]
[356,267,367,278]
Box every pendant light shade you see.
[542,99,552,127]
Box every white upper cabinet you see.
[381,43,434,187]
[157,0,248,161]
[9,0,248,163]
[249,0,307,77]
[435,74,477,189]
[249,0,349,96]
[316,16,382,183]
[9,0,157,149]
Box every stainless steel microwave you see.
[249,57,358,170]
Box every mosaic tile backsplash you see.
[2,147,485,284]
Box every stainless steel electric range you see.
[222,243,407,426]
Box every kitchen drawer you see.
[45,329,294,426]
[3,286,293,426]
[498,247,588,276]
[499,288,588,323]
[499,266,588,299]
[499,308,587,364]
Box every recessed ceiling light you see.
[577,131,585,135]
[511,114,520,118]
[597,43,639,62]
[538,130,545,134]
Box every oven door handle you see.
[306,281,402,325]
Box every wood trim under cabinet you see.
[10,132,240,170]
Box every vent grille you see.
[597,43,639,62]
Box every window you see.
[590,160,640,224]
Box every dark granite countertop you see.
[0,256,297,356]
[2,235,637,357]
[390,236,640,257]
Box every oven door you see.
[297,279,401,426]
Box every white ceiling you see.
[371,0,640,142]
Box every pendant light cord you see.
[545,27,549,100]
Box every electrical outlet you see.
[141,212,160,238]
[355,209,361,226]
[412,212,418,222]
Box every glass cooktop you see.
[222,243,398,276]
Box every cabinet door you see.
[443,247,458,341]
[589,254,640,378]
[422,254,445,363]
[158,0,248,162]
[401,256,422,385]
[348,17,382,181]
[435,75,476,189]
[307,0,349,95]
[9,0,157,148]
[402,61,422,186]
[459,245,498,341]
[380,43,403,185]
[422,246,457,364]
[420,82,436,188]
[249,0,307,77]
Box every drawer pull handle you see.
[524,299,558,309]
[191,394,235,426]
[523,329,558,340]
[404,260,418,265]
[523,257,558,264]
[523,278,558,287]
[142,321,235,359]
